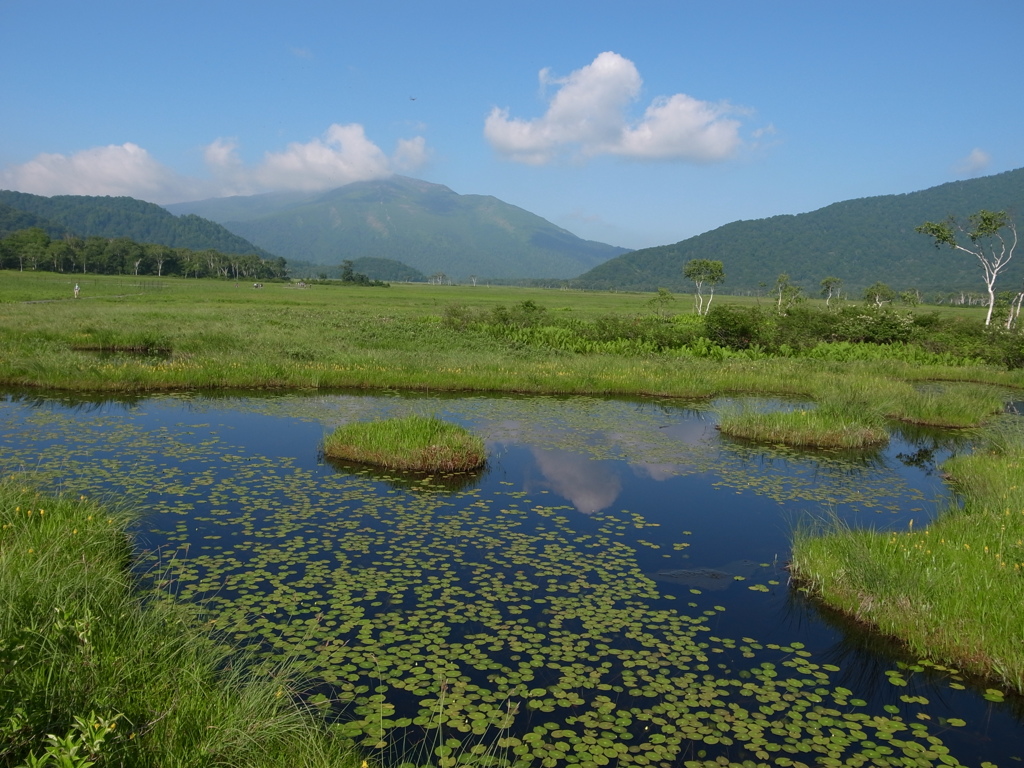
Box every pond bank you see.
[791,421,1024,694]
[0,479,362,768]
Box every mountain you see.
[0,190,274,257]
[165,176,629,280]
[572,167,1024,295]
[0,203,63,239]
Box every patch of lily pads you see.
[0,389,1014,767]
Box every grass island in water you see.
[323,415,486,472]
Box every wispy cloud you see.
[954,147,991,176]
[485,51,747,165]
[0,124,429,203]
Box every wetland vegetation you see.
[0,479,360,768]
[323,415,486,472]
[3,271,1024,767]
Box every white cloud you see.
[485,51,746,165]
[954,147,991,176]
[252,123,398,191]
[0,124,428,203]
[0,142,195,200]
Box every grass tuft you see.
[323,415,486,472]
[0,478,363,768]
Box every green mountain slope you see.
[574,167,1024,295]
[0,203,63,239]
[0,190,274,257]
[166,176,628,280]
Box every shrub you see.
[703,305,776,349]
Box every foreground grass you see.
[791,419,1024,692]
[0,479,361,768]
[323,416,486,472]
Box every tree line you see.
[0,227,286,280]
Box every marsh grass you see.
[717,402,889,449]
[888,382,1007,427]
[0,479,362,768]
[791,417,1024,692]
[323,416,486,472]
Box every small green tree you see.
[863,281,896,307]
[683,259,724,316]
[899,289,921,306]
[916,210,1018,326]
[647,287,676,317]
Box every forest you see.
[0,191,273,257]
[0,227,286,280]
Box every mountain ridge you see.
[571,167,1024,295]
[166,176,630,281]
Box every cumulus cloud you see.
[0,143,195,200]
[251,123,398,191]
[954,147,991,176]
[485,51,745,165]
[0,124,428,203]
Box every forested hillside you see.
[574,167,1024,295]
[0,203,63,239]
[0,191,274,258]
[167,176,629,280]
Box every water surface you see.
[1,389,1018,766]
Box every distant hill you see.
[166,176,629,281]
[0,190,274,257]
[573,167,1024,295]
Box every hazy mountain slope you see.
[0,190,274,257]
[0,203,63,239]
[574,167,1024,294]
[167,176,628,280]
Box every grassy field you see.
[0,272,1014,413]
[3,271,1024,697]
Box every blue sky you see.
[2,0,1022,249]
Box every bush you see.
[703,305,776,349]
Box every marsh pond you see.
[2,389,1021,767]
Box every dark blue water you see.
[0,389,1018,766]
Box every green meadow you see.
[4,270,1024,765]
